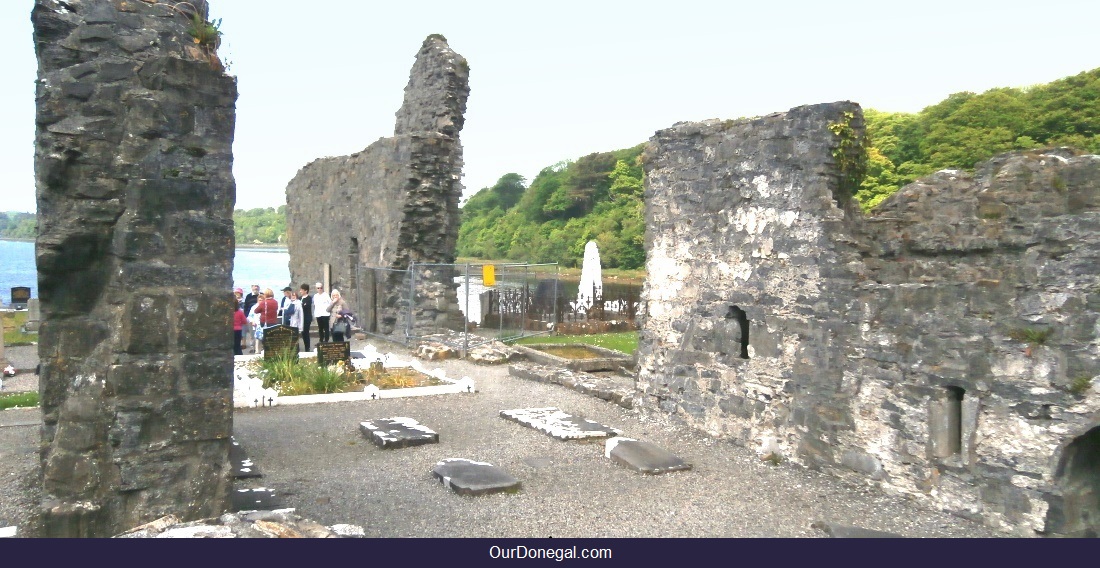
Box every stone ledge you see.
[509,362,635,409]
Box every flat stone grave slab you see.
[811,521,903,538]
[229,437,262,479]
[500,407,622,441]
[359,417,440,449]
[605,438,692,475]
[431,458,521,496]
[230,488,282,512]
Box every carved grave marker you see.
[263,325,299,361]
[10,287,30,309]
[316,341,351,368]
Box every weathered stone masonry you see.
[33,0,237,537]
[637,102,1100,536]
[285,36,469,339]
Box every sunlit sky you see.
[3,0,1098,213]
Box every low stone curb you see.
[508,362,635,409]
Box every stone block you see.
[605,438,692,475]
[431,458,521,496]
[107,361,179,397]
[811,521,903,538]
[229,438,262,479]
[840,450,886,480]
[359,417,440,449]
[797,436,836,467]
[231,488,282,513]
[122,295,171,354]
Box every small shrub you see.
[1009,327,1053,346]
[186,13,222,48]
[1070,376,1093,396]
[762,452,783,466]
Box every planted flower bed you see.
[233,347,475,408]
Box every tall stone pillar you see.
[32,0,237,537]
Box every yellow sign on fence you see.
[482,265,496,287]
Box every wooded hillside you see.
[458,67,1100,266]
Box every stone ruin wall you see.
[637,102,1100,536]
[285,36,468,339]
[33,0,237,537]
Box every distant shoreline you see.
[236,243,288,251]
[2,237,287,252]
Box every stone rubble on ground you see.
[114,510,365,538]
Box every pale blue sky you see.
[3,0,1098,214]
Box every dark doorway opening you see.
[1052,425,1100,536]
[725,305,750,359]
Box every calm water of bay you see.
[0,239,290,305]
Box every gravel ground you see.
[0,338,1010,538]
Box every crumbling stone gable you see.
[285,36,468,337]
[639,102,1100,536]
[33,0,237,537]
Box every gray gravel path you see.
[0,338,1009,538]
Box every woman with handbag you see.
[329,289,351,342]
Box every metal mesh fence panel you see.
[355,262,559,354]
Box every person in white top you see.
[287,291,304,349]
[313,282,332,343]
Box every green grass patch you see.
[2,311,37,346]
[513,331,639,355]
[0,391,39,410]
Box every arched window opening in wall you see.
[1052,425,1100,537]
[930,386,965,458]
[725,305,750,359]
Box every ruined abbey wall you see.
[33,0,237,536]
[285,36,468,338]
[637,102,1100,536]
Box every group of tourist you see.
[231,283,355,355]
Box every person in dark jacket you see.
[298,283,313,351]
